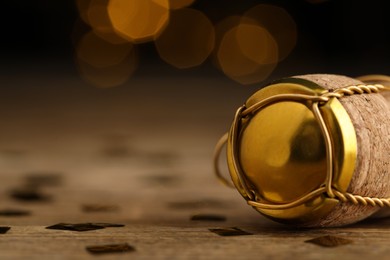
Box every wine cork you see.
[294,74,390,227]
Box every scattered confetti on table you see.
[209,227,253,237]
[305,235,353,247]
[86,243,135,255]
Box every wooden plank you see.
[0,76,389,259]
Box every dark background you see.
[0,0,389,81]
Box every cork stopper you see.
[294,75,390,226]
[220,74,390,227]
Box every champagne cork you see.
[214,74,390,227]
[294,74,390,226]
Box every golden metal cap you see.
[226,78,358,224]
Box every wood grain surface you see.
[0,75,389,259]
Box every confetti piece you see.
[10,188,51,202]
[24,173,63,187]
[305,235,353,247]
[0,227,11,234]
[86,243,135,254]
[191,214,226,222]
[46,223,105,232]
[0,209,31,217]
[209,227,252,236]
[46,223,124,232]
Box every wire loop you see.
[214,79,390,210]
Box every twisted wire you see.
[333,190,390,207]
[322,84,387,99]
[213,81,390,210]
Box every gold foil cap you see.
[226,78,358,224]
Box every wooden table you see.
[0,74,389,259]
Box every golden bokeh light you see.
[217,23,278,85]
[75,0,92,25]
[73,2,295,85]
[77,58,137,88]
[243,4,297,61]
[168,0,195,10]
[76,31,137,88]
[86,0,111,30]
[236,24,278,65]
[154,8,215,69]
[212,16,256,69]
[108,0,170,43]
[77,59,137,88]
[75,0,127,44]
[214,16,244,47]
[77,31,133,68]
[86,0,128,44]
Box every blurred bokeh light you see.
[76,31,138,88]
[108,0,170,43]
[212,16,254,70]
[155,8,215,69]
[168,0,195,10]
[75,0,92,24]
[236,23,278,65]
[77,59,137,88]
[75,0,127,44]
[77,31,133,68]
[243,4,297,61]
[217,22,278,85]
[87,0,128,44]
[72,1,299,87]
[4,0,390,90]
